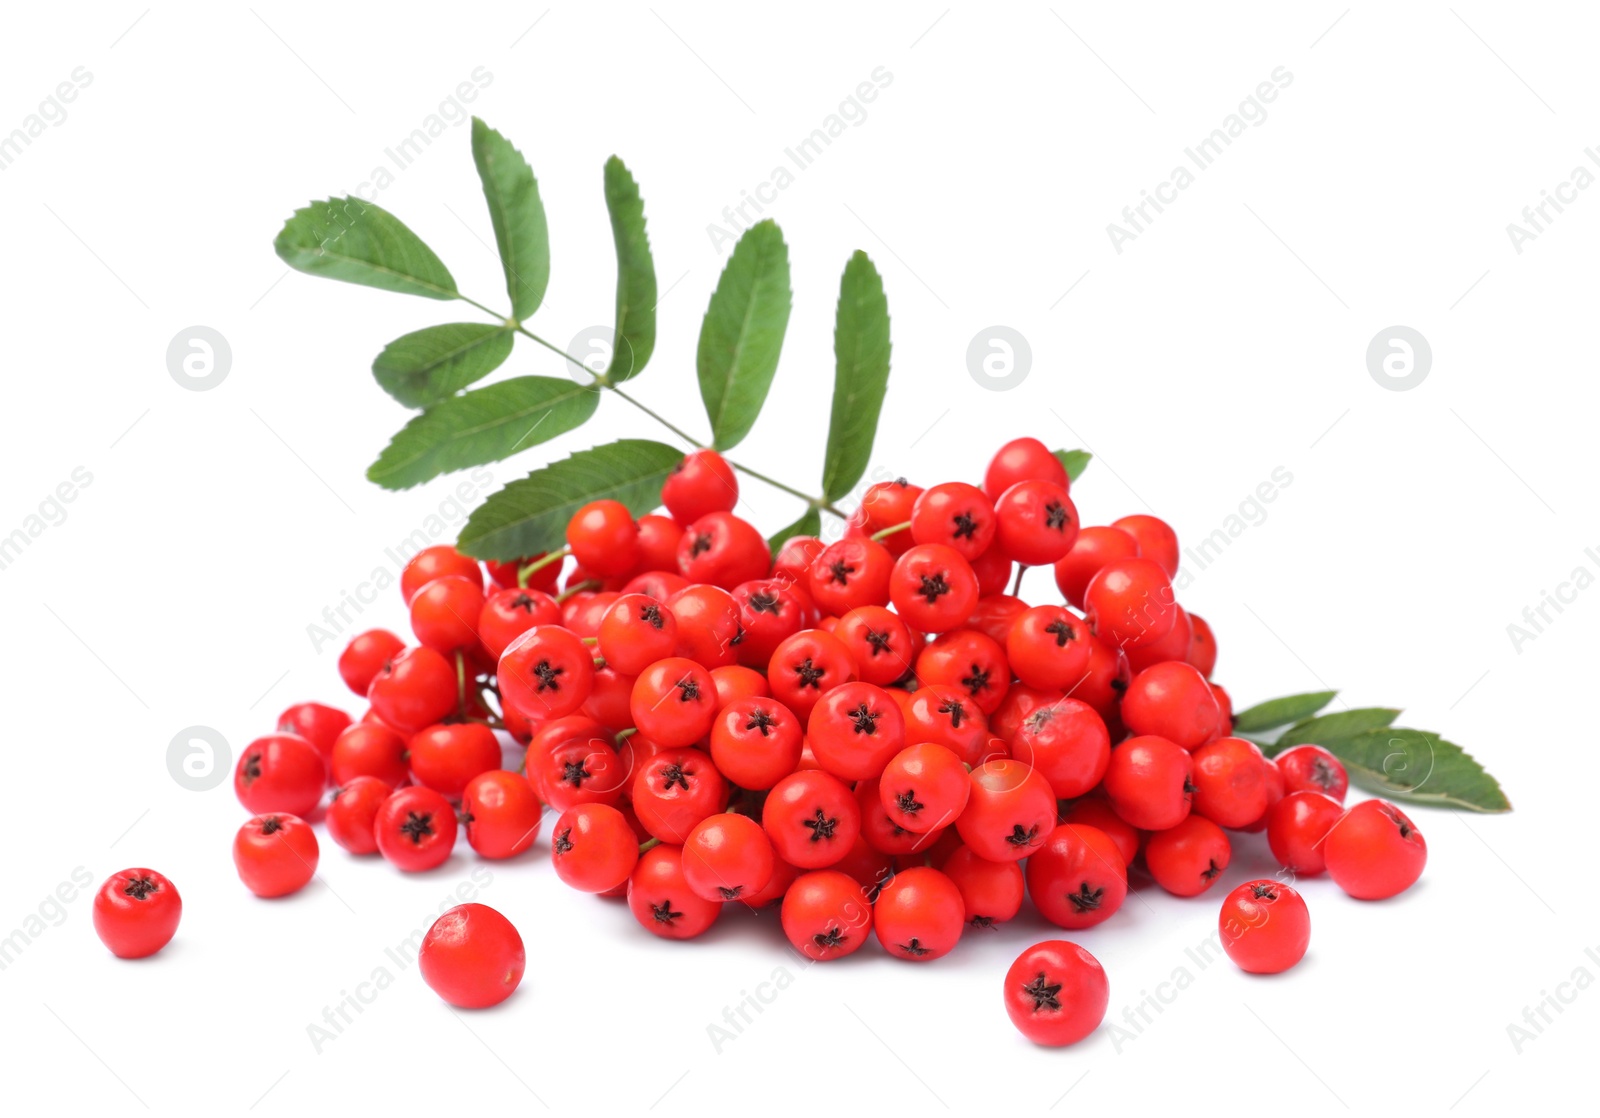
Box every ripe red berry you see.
[326,776,391,855]
[730,579,806,666]
[1186,612,1218,677]
[853,478,924,556]
[955,759,1057,862]
[1074,634,1132,722]
[1103,734,1194,831]
[709,663,769,705]
[889,544,980,634]
[234,733,325,818]
[400,546,482,605]
[276,701,351,764]
[1275,744,1349,802]
[630,656,718,747]
[781,870,874,960]
[631,747,729,844]
[834,605,918,686]
[899,684,993,767]
[1323,799,1427,899]
[478,587,561,661]
[368,645,459,733]
[1144,814,1231,896]
[93,869,181,958]
[1026,824,1128,929]
[419,904,525,1008]
[567,499,642,578]
[1005,605,1092,692]
[1122,661,1223,750]
[627,844,721,939]
[1058,796,1141,868]
[809,538,894,615]
[709,696,803,790]
[409,574,487,654]
[807,681,906,782]
[682,812,776,902]
[763,769,860,869]
[339,629,406,696]
[661,448,738,524]
[879,743,970,834]
[1051,526,1141,609]
[498,625,595,722]
[966,594,1028,647]
[460,770,542,859]
[1111,514,1179,578]
[1008,697,1111,800]
[855,776,947,856]
[329,722,407,788]
[407,722,502,799]
[910,482,997,560]
[993,480,1079,566]
[551,803,640,893]
[874,866,965,961]
[767,628,857,721]
[234,813,319,897]
[667,583,743,668]
[1190,737,1271,829]
[677,511,770,589]
[375,786,458,872]
[1083,557,1178,650]
[916,628,1010,715]
[1004,940,1108,1047]
[1219,880,1311,973]
[943,845,1025,928]
[984,437,1067,499]
[1266,790,1343,875]
[597,594,679,675]
[1123,605,1194,674]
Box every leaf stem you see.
[518,547,570,586]
[556,578,601,604]
[605,384,707,449]
[731,460,848,519]
[1010,563,1028,597]
[871,519,911,542]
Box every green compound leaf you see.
[1267,707,1402,756]
[274,197,456,299]
[457,438,681,560]
[1054,449,1092,484]
[603,157,657,383]
[372,323,514,409]
[822,251,892,504]
[471,119,550,321]
[1232,690,1339,734]
[697,220,792,450]
[1319,728,1511,813]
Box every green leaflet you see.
[371,323,513,408]
[697,221,792,449]
[274,197,456,299]
[471,119,550,321]
[821,252,891,503]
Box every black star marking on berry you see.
[399,812,434,844]
[123,876,159,901]
[1005,823,1040,848]
[951,511,979,540]
[1044,501,1070,532]
[897,939,931,957]
[259,816,283,835]
[533,659,564,692]
[848,702,881,735]
[456,808,475,828]
[554,828,573,854]
[938,698,968,728]
[651,900,683,924]
[1044,618,1077,647]
[690,533,714,557]
[747,591,781,615]
[243,753,261,781]
[1311,759,1337,790]
[827,560,856,585]
[961,663,991,697]
[659,763,689,791]
[802,808,838,843]
[674,676,702,702]
[1024,708,1054,734]
[969,915,996,930]
[1022,973,1062,1012]
[894,790,924,815]
[1066,881,1104,912]
[793,657,825,689]
[511,592,537,613]
[865,628,894,657]
[745,707,777,736]
[1252,883,1278,900]
[917,571,951,603]
[1201,859,1223,881]
[640,602,665,629]
[561,759,592,787]
[1111,675,1128,693]
[813,926,847,949]
[718,885,744,900]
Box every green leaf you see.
[372,323,514,408]
[1265,707,1402,757]
[697,220,792,449]
[602,157,657,383]
[457,438,680,560]
[367,377,600,490]
[768,508,822,557]
[471,119,549,321]
[1054,449,1092,483]
[821,251,892,503]
[1320,728,1511,813]
[1233,690,1339,734]
[274,197,456,299]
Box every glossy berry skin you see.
[984,437,1068,499]
[368,646,459,734]
[709,697,803,790]
[1111,514,1179,578]
[1059,797,1141,869]
[1122,662,1223,750]
[1103,735,1194,831]
[809,538,894,616]
[339,629,406,697]
[1239,754,1284,834]
[326,777,391,855]
[969,545,1015,598]
[900,685,993,767]
[781,870,874,961]
[597,594,678,675]
[916,629,1010,715]
[234,814,319,897]
[499,625,595,722]
[662,448,738,524]
[966,594,1029,648]
[1124,605,1194,675]
[409,575,487,654]
[400,546,482,605]
[1276,744,1349,802]
[634,514,686,576]
[807,681,907,782]
[1266,791,1343,875]
[460,770,542,860]
[631,748,729,844]
[1190,737,1271,829]
[993,480,1079,566]
[1006,605,1092,692]
[1026,824,1128,929]
[709,664,769,705]
[628,844,721,940]
[375,786,458,872]
[550,803,639,892]
[1009,697,1111,800]
[407,722,502,799]
[1144,815,1231,897]
[682,812,775,903]
[234,733,325,818]
[737,856,799,912]
[1323,799,1427,899]
[910,482,997,560]
[1186,612,1218,678]
[1004,940,1108,1047]
[1083,557,1178,650]
[767,629,857,721]
[528,716,625,810]
[889,544,980,634]
[419,904,525,1008]
[668,583,743,669]
[329,722,409,789]
[1052,526,1141,609]
[478,587,561,661]
[730,579,806,667]
[1219,880,1311,973]
[277,702,351,764]
[834,606,917,686]
[763,769,861,869]
[1075,635,1132,722]
[854,777,945,857]
[630,657,718,747]
[567,499,641,578]
[955,760,1057,862]
[874,867,965,962]
[942,846,1025,928]
[677,511,770,590]
[853,478,924,557]
[880,744,970,834]
[93,869,181,958]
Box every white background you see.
[0,3,1591,1113]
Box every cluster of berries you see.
[93,436,1429,1039]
